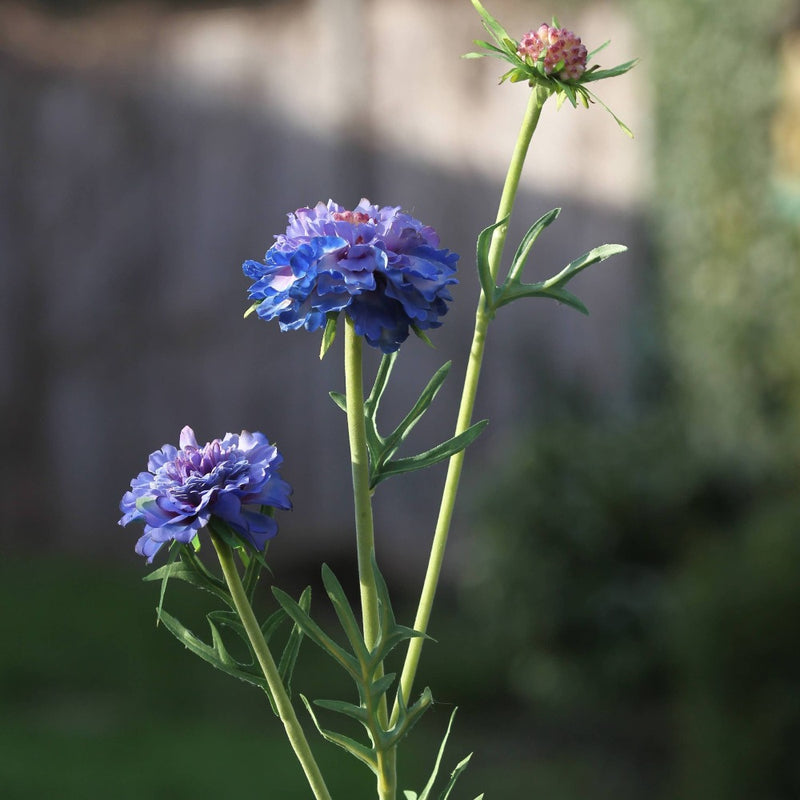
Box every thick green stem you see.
[394,86,548,716]
[344,319,381,651]
[343,320,396,798]
[209,529,332,800]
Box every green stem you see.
[343,319,396,798]
[344,319,381,651]
[394,86,548,716]
[209,529,332,800]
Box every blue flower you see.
[243,199,459,353]
[119,426,292,562]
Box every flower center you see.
[332,210,371,225]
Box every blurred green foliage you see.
[635,0,800,468]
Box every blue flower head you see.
[243,199,459,353]
[119,426,292,562]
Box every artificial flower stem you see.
[394,86,548,716]
[209,528,332,800]
[344,319,382,653]
[344,320,396,798]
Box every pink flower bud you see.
[517,23,588,81]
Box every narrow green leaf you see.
[313,698,369,725]
[586,39,611,60]
[319,313,339,360]
[300,695,378,774]
[542,243,627,289]
[404,792,419,800]
[580,58,638,82]
[278,586,311,694]
[241,549,263,602]
[363,352,396,464]
[411,324,435,348]
[369,673,397,702]
[462,51,486,60]
[153,541,182,626]
[385,686,433,748]
[475,215,509,307]
[371,419,489,488]
[329,391,347,413]
[506,208,560,285]
[417,708,459,800]
[273,587,360,678]
[495,283,589,315]
[440,753,476,800]
[470,0,512,47]
[144,553,234,610]
[261,606,287,643]
[321,565,370,665]
[376,361,452,470]
[157,609,269,693]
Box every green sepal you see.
[319,313,339,360]
[506,208,561,285]
[371,419,489,489]
[411,324,435,348]
[272,586,361,680]
[475,215,509,310]
[243,301,260,319]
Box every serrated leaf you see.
[506,208,560,285]
[273,587,360,679]
[371,419,489,488]
[475,215,509,307]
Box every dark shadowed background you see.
[1,0,799,798]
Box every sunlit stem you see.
[209,528,332,800]
[393,85,549,719]
[343,320,395,797]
